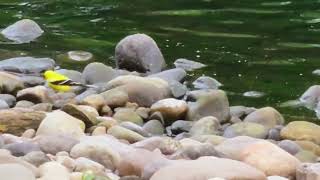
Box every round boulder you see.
[115,34,166,73]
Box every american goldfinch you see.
[43,70,96,92]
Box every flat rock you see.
[67,51,93,62]
[148,68,186,83]
[150,156,267,180]
[132,137,180,155]
[0,57,55,73]
[115,34,166,73]
[174,58,206,71]
[0,108,45,135]
[223,122,269,139]
[1,19,43,43]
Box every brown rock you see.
[0,108,45,135]
[281,121,320,145]
[17,86,52,104]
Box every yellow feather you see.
[44,70,71,92]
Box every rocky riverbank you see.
[0,19,319,180]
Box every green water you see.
[1,0,320,122]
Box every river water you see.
[1,0,320,122]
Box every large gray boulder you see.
[115,34,166,73]
[0,57,55,74]
[1,19,43,43]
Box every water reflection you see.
[0,0,320,122]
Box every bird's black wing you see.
[50,79,82,86]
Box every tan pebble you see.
[21,129,36,138]
[70,172,83,180]
[92,126,107,136]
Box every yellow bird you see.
[43,70,96,92]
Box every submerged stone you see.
[192,75,222,90]
[1,19,43,43]
[173,58,206,71]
